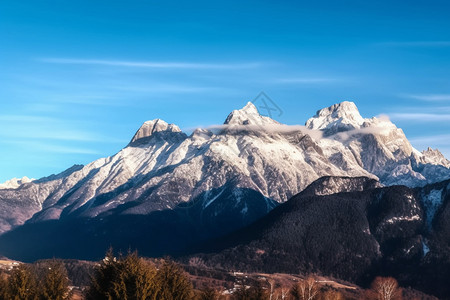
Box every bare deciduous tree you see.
[291,276,319,300]
[370,277,402,300]
[268,279,275,300]
[274,285,289,300]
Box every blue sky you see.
[1,0,450,182]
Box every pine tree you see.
[198,287,218,300]
[0,273,8,300]
[85,249,158,300]
[111,252,158,300]
[38,260,71,300]
[154,260,193,300]
[6,264,37,300]
[85,248,119,300]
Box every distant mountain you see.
[0,176,34,190]
[193,176,450,298]
[0,100,449,261]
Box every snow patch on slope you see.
[423,240,430,256]
[384,215,420,224]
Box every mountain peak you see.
[305,101,365,134]
[190,128,214,140]
[330,101,360,113]
[421,147,450,168]
[241,102,259,114]
[224,102,279,126]
[130,119,183,144]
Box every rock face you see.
[0,100,449,258]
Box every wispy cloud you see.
[409,134,450,157]
[37,144,100,154]
[0,128,98,142]
[190,124,324,140]
[16,73,231,100]
[377,41,450,47]
[0,115,59,123]
[38,94,124,107]
[110,83,223,94]
[275,77,338,84]
[0,115,96,141]
[389,113,450,122]
[409,134,450,146]
[2,140,99,154]
[39,58,262,70]
[0,114,128,143]
[191,118,398,143]
[403,94,450,102]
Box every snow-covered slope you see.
[0,101,449,235]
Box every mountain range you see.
[0,100,450,297]
[1,101,449,235]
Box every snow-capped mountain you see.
[0,176,33,190]
[0,101,449,237]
